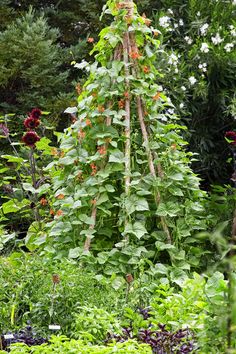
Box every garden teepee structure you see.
[48,0,208,272]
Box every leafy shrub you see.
[72,306,121,343]
[0,336,152,354]
[0,254,127,335]
[149,272,233,352]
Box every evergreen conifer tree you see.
[0,8,69,115]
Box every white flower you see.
[211,33,223,45]
[200,43,209,53]
[158,85,163,92]
[181,86,186,91]
[175,68,179,73]
[167,109,175,115]
[168,53,178,65]
[179,103,184,109]
[200,23,209,36]
[160,116,168,122]
[229,26,236,37]
[179,19,184,26]
[159,16,171,28]
[184,36,193,45]
[174,23,179,29]
[189,76,197,85]
[224,43,234,52]
[198,63,207,72]
[197,11,201,16]
[167,8,174,15]
[233,0,236,5]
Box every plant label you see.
[49,325,61,330]
[4,334,14,339]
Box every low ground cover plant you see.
[0,337,152,354]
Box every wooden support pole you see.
[123,33,131,196]
[136,96,172,243]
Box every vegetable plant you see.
[38,0,215,277]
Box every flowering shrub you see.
[154,0,236,184]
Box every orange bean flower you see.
[85,118,92,127]
[143,66,150,74]
[118,99,125,109]
[130,51,141,60]
[56,194,65,200]
[51,148,58,156]
[78,129,86,139]
[40,198,47,206]
[153,92,161,100]
[90,163,97,176]
[97,146,107,155]
[56,210,64,217]
[98,105,105,113]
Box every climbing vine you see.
[43,0,214,274]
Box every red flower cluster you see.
[225,131,236,145]
[22,108,42,147]
[31,108,42,119]
[22,130,40,147]
[24,117,40,129]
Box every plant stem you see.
[123,32,131,197]
[29,148,40,222]
[4,115,31,199]
[50,283,56,322]
[125,282,131,303]
[29,149,37,189]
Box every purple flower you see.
[0,123,9,137]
